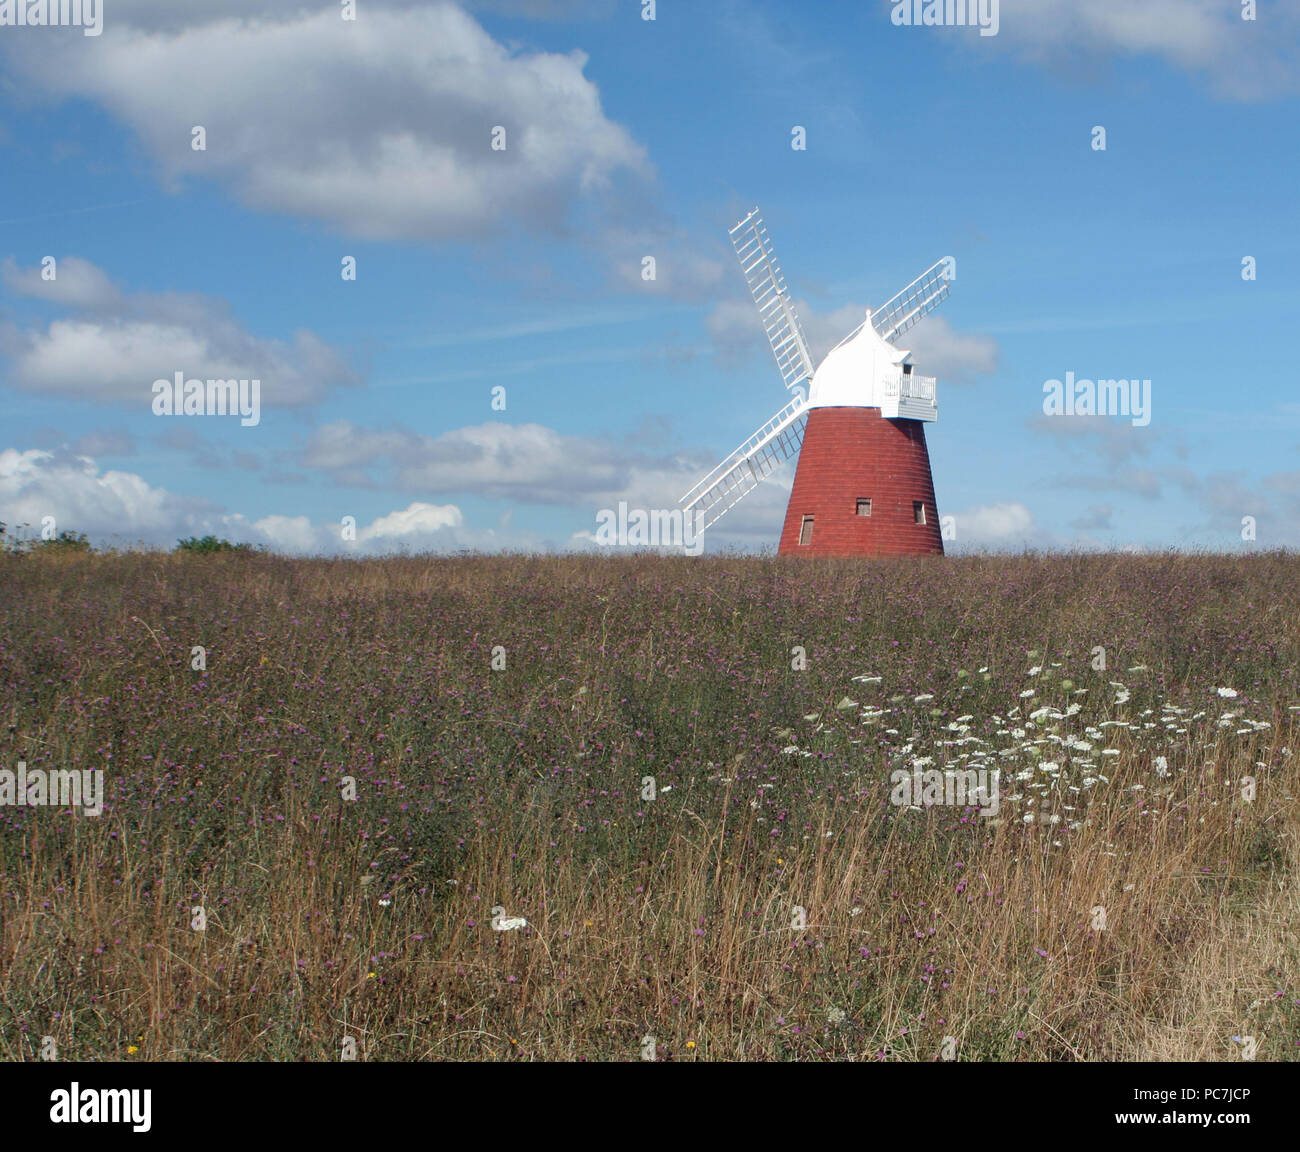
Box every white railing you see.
[881,371,936,404]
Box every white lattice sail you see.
[729,209,816,392]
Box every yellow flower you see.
[777,858,783,865]
[127,1045,139,1054]
[367,972,376,979]
[686,1041,696,1048]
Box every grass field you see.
[1,550,1297,1061]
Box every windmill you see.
[681,207,951,556]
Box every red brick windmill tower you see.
[681,208,950,556]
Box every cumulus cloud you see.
[704,295,997,384]
[0,445,556,553]
[4,3,648,243]
[900,315,998,384]
[93,0,614,32]
[0,257,359,411]
[300,419,699,508]
[1,256,123,312]
[606,224,729,301]
[0,446,215,541]
[993,0,1299,102]
[359,501,464,541]
[947,501,1037,547]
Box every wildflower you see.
[127,1045,139,1054]
[686,1040,696,1049]
[1019,689,1035,698]
[1216,687,1239,699]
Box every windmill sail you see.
[870,259,951,344]
[681,391,809,532]
[730,209,816,391]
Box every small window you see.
[856,498,872,517]
[913,501,926,524]
[799,515,814,546]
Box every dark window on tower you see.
[799,516,814,546]
[914,501,926,525]
[857,498,872,517]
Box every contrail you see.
[0,198,151,227]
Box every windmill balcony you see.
[874,370,937,421]
[882,371,936,403]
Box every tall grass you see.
[1,550,1296,1060]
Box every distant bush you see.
[175,535,254,554]
[1,524,93,554]
[38,530,93,552]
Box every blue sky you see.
[1,0,1297,554]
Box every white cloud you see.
[96,0,614,32]
[606,225,729,301]
[250,514,319,555]
[1,256,122,311]
[5,3,648,242]
[0,257,358,410]
[0,446,210,539]
[302,419,645,504]
[359,501,464,540]
[995,0,1299,101]
[704,296,997,384]
[899,315,998,384]
[0,443,556,553]
[948,501,1036,547]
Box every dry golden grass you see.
[1,549,1296,1060]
